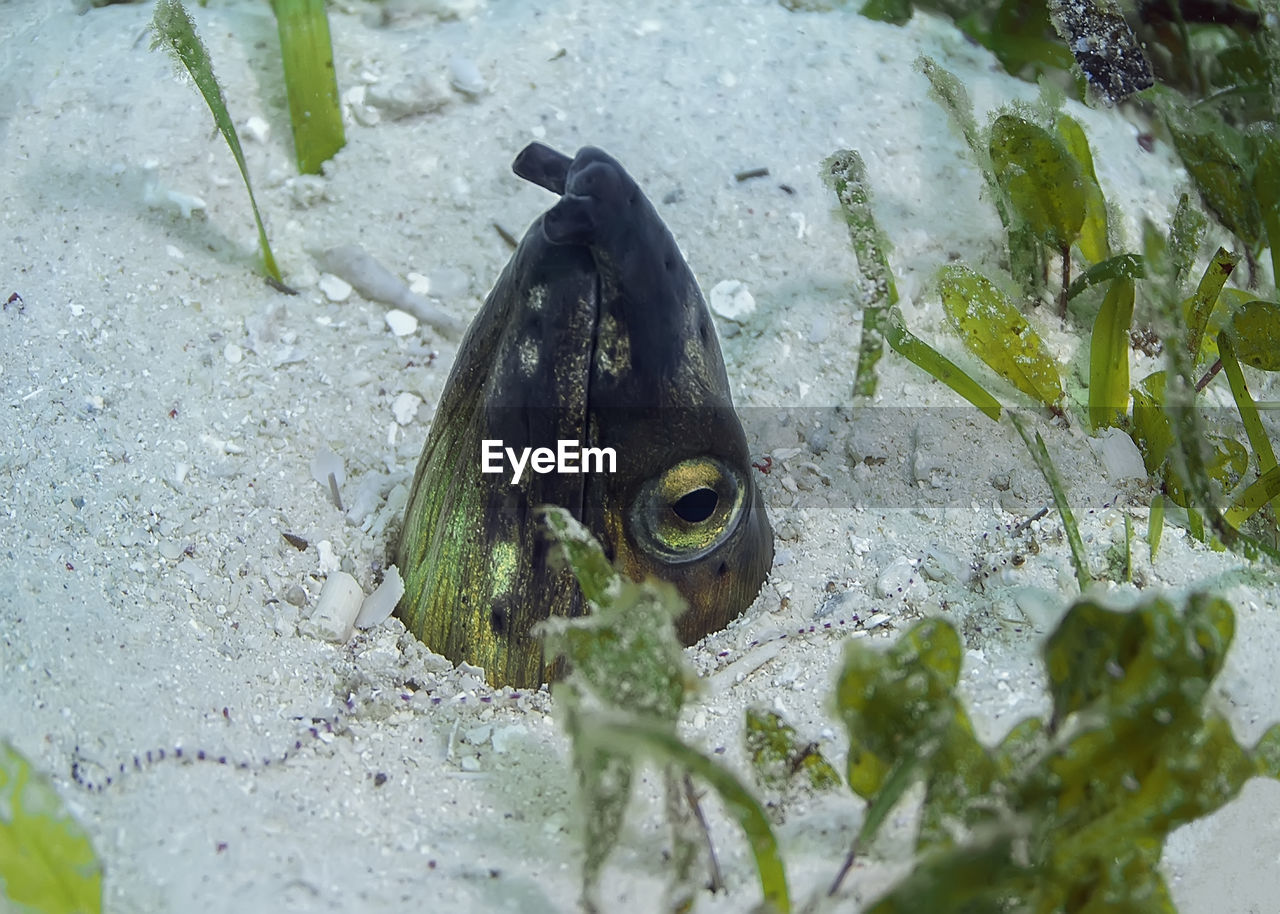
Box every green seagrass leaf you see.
[989,114,1086,251]
[0,740,102,914]
[745,708,841,792]
[540,506,691,723]
[1088,276,1134,431]
[938,264,1064,407]
[1055,114,1109,263]
[1130,371,1171,476]
[1163,101,1262,247]
[1226,299,1280,371]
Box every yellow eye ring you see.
[629,456,746,562]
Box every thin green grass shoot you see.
[1065,251,1144,302]
[824,149,897,398]
[1149,494,1165,562]
[1225,466,1280,529]
[271,0,345,175]
[151,0,283,285]
[1185,248,1240,363]
[1011,413,1092,590]
[882,307,1002,421]
[917,56,1042,291]
[1218,331,1280,525]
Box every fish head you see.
[396,143,773,687]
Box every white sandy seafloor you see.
[3,0,1280,910]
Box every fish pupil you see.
[672,487,719,524]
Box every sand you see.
[3,0,1279,910]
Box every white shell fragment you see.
[355,565,404,629]
[1089,427,1146,480]
[392,392,422,425]
[385,308,419,337]
[243,115,270,144]
[310,448,346,488]
[302,571,364,642]
[709,279,756,321]
[317,244,465,336]
[448,56,487,96]
[318,272,353,302]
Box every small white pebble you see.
[316,539,340,575]
[709,280,756,321]
[243,115,270,143]
[166,244,185,260]
[223,343,243,364]
[391,391,422,425]
[407,272,431,295]
[449,56,486,96]
[318,273,352,302]
[69,303,85,317]
[385,308,419,337]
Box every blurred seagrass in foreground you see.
[542,512,1280,913]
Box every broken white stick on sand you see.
[319,244,466,336]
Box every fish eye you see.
[630,457,746,563]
